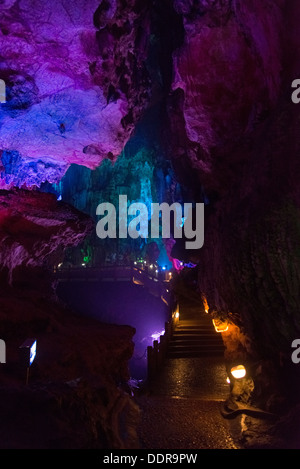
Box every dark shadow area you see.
[56,280,169,380]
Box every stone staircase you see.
[167,311,225,359]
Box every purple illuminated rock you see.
[169,0,284,186]
[0,0,151,187]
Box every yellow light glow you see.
[212,318,228,333]
[175,311,179,319]
[226,376,231,384]
[161,295,169,306]
[202,295,209,313]
[133,277,144,286]
[231,365,246,379]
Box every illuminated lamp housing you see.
[19,338,37,367]
[230,365,246,379]
[151,330,165,341]
[212,318,228,333]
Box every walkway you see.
[53,263,173,305]
[136,357,242,449]
[135,301,243,449]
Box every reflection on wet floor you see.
[137,356,241,449]
[149,357,230,400]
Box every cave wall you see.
[0,0,152,187]
[0,188,140,449]
[48,102,186,268]
[0,0,300,425]
[0,0,155,447]
[163,0,300,407]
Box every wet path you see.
[136,356,243,449]
[148,357,230,399]
[135,298,244,449]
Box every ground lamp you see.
[212,318,228,333]
[19,338,37,385]
[230,364,246,379]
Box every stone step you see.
[174,330,216,336]
[165,315,225,359]
[167,349,225,358]
[176,323,214,328]
[177,318,212,324]
[174,326,216,334]
[171,338,223,345]
[168,342,225,350]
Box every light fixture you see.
[151,330,165,341]
[230,365,246,379]
[212,318,228,333]
[202,295,209,314]
[173,305,180,320]
[19,338,37,385]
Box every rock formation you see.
[1,0,300,448]
[0,0,151,187]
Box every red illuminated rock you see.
[168,0,284,189]
[0,189,94,282]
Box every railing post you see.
[165,321,170,343]
[159,334,166,366]
[153,340,159,373]
[147,345,155,381]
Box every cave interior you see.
[0,0,300,450]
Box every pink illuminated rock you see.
[170,0,284,185]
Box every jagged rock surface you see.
[0,0,152,187]
[0,189,138,449]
